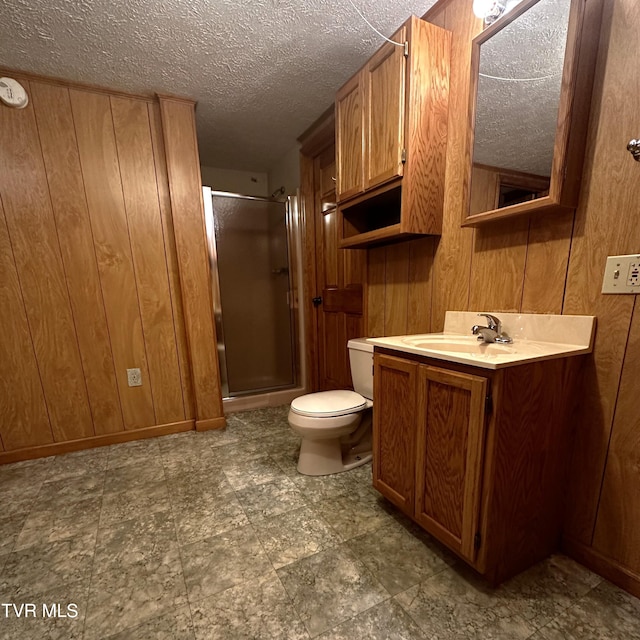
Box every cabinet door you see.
[336,74,364,202]
[364,27,406,191]
[415,365,488,563]
[373,353,417,516]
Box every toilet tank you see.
[348,338,374,400]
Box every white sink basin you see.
[403,336,516,355]
[367,312,596,370]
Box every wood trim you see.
[158,97,224,422]
[0,420,195,465]
[463,0,603,226]
[298,105,335,155]
[155,93,197,106]
[300,151,320,391]
[0,66,156,103]
[422,0,455,21]
[563,537,640,600]
[339,224,406,248]
[195,416,227,432]
[463,198,571,227]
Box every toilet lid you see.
[291,390,367,418]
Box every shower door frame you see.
[202,187,299,399]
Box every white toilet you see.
[288,338,374,476]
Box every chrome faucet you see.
[471,314,513,344]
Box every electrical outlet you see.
[602,254,640,294]
[127,368,142,387]
[627,261,640,287]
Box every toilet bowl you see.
[288,338,374,476]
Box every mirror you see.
[464,0,603,226]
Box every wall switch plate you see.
[602,254,640,294]
[127,368,142,387]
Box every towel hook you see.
[627,139,640,162]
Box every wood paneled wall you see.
[365,0,640,595]
[0,73,223,461]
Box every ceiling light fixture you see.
[472,0,507,25]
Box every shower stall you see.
[202,187,301,399]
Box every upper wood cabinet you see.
[335,16,451,247]
[464,0,604,226]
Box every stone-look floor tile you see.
[0,530,96,599]
[15,496,102,550]
[160,447,218,476]
[36,474,104,509]
[269,447,300,472]
[166,469,235,502]
[0,579,89,640]
[105,606,195,640]
[497,554,603,629]
[2,493,41,519]
[0,457,54,503]
[181,524,272,602]
[347,521,453,595]
[209,438,275,466]
[93,511,178,575]
[212,413,270,441]
[191,571,309,640]
[172,494,249,545]
[200,420,243,448]
[222,455,288,490]
[0,513,27,554]
[103,460,165,494]
[106,438,161,470]
[253,506,341,569]
[394,565,535,640]
[236,477,308,522]
[291,473,350,504]
[316,598,427,640]
[277,543,389,637]
[99,479,171,527]
[255,429,301,455]
[84,548,188,640]
[313,492,396,541]
[340,463,377,497]
[46,448,108,482]
[531,580,640,640]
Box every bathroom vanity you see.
[368,312,595,585]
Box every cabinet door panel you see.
[415,366,487,562]
[336,74,364,202]
[373,354,417,515]
[365,28,406,190]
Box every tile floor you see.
[1,405,639,639]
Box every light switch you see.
[602,254,640,294]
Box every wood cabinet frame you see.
[463,0,604,226]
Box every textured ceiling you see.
[473,0,571,176]
[0,0,437,171]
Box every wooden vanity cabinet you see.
[373,349,579,585]
[335,16,451,247]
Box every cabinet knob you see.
[627,139,640,162]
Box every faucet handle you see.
[477,313,501,333]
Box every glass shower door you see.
[204,189,296,397]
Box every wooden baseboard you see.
[562,537,640,599]
[0,420,195,465]
[195,416,226,432]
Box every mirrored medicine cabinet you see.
[463,0,603,226]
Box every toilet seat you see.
[291,390,367,418]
